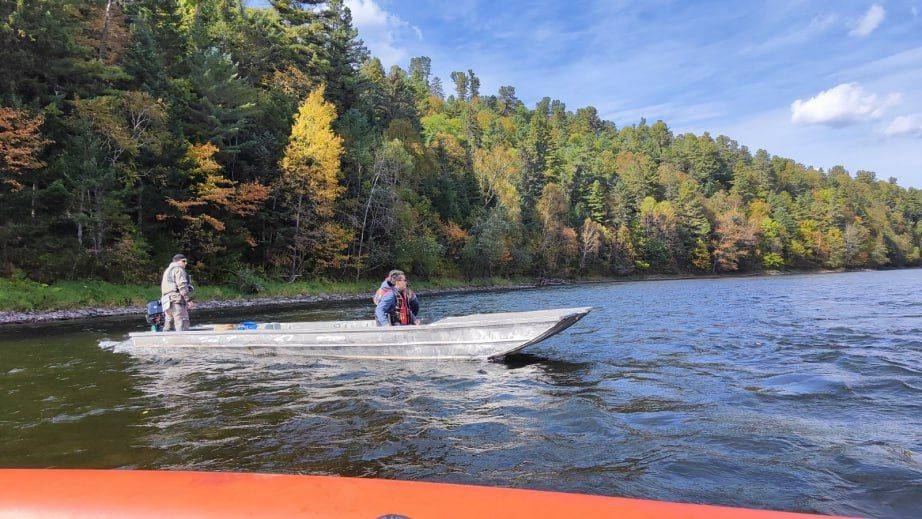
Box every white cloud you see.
[791,83,900,127]
[850,4,885,37]
[345,0,421,66]
[884,115,922,138]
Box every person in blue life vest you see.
[374,270,420,326]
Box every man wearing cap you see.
[373,270,420,326]
[160,254,196,331]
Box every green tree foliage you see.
[450,71,469,101]
[585,180,607,223]
[0,0,918,286]
[467,69,480,99]
[182,47,257,156]
[536,183,579,274]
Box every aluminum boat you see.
[126,307,592,360]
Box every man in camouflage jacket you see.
[160,254,195,331]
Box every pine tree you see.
[585,180,606,223]
[409,56,432,85]
[430,76,444,99]
[497,86,519,115]
[616,151,656,206]
[270,0,332,95]
[519,103,550,221]
[269,0,327,25]
[450,71,469,100]
[468,69,480,99]
[183,47,256,155]
[323,0,368,109]
[123,11,167,93]
[146,0,187,67]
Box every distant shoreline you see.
[0,268,911,326]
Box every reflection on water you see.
[1,270,921,517]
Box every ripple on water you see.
[752,372,855,398]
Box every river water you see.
[1,270,920,517]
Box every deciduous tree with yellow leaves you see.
[279,86,351,280]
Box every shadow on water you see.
[1,270,921,518]
[503,353,588,371]
[502,353,594,387]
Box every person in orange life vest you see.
[374,270,420,326]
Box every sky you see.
[259,1,922,187]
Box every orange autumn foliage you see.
[0,108,49,191]
[169,142,268,236]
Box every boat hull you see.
[126,307,591,360]
[0,469,836,519]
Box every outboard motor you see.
[145,300,165,332]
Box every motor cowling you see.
[145,300,164,331]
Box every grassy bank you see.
[0,276,534,313]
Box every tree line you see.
[1,0,919,290]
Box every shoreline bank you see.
[0,268,907,326]
[0,280,540,326]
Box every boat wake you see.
[98,339,130,352]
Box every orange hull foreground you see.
[0,469,847,518]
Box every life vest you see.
[394,290,411,325]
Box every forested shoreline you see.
[2,0,920,294]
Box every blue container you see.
[236,321,259,330]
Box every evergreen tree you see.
[468,69,480,99]
[183,47,257,156]
[430,76,444,99]
[123,11,168,94]
[322,0,368,109]
[409,56,432,85]
[450,71,469,100]
[585,180,607,223]
[498,86,519,115]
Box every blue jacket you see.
[374,280,420,326]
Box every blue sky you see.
[259,1,922,187]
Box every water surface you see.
[1,270,920,517]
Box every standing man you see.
[374,270,420,326]
[161,254,195,331]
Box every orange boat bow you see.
[0,469,847,518]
